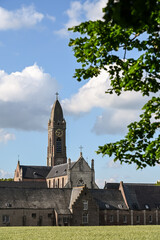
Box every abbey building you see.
[0,97,160,227]
[14,97,98,190]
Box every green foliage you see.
[97,97,160,169]
[69,0,160,169]
[156,181,160,186]
[0,178,13,181]
[0,226,160,240]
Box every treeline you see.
[0,178,13,181]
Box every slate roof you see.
[0,181,47,188]
[0,187,72,214]
[47,162,76,179]
[123,183,160,210]
[90,189,128,210]
[104,182,119,190]
[20,165,52,179]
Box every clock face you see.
[55,129,63,137]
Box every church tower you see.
[47,94,67,166]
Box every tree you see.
[0,178,13,181]
[68,0,160,169]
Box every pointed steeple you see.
[50,99,64,123]
[47,93,67,167]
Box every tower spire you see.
[55,92,59,100]
[47,94,67,167]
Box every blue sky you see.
[0,0,159,187]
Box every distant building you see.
[0,95,159,226]
[14,96,98,189]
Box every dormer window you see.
[145,204,150,210]
[105,204,110,209]
[118,204,123,209]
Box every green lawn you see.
[0,226,160,240]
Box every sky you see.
[0,0,159,187]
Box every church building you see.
[1,95,160,227]
[14,95,98,190]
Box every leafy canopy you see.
[68,0,160,169]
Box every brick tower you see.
[47,94,67,166]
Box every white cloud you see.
[62,69,147,114]
[55,0,107,37]
[105,175,119,183]
[96,178,105,188]
[97,175,119,187]
[0,5,44,30]
[107,159,121,169]
[0,129,15,143]
[83,0,107,20]
[46,14,56,22]
[92,108,140,135]
[0,169,13,178]
[62,69,148,135]
[0,64,58,130]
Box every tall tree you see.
[69,0,160,169]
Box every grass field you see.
[0,226,160,240]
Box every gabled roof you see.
[0,187,72,214]
[90,189,128,210]
[20,165,52,179]
[47,162,75,179]
[122,183,160,210]
[72,154,91,171]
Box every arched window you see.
[49,138,52,153]
[58,179,59,188]
[82,213,88,224]
[56,138,62,153]
[53,179,55,188]
[62,178,64,188]
[77,178,84,187]
[48,180,51,188]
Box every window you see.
[49,138,52,153]
[48,213,52,218]
[62,178,64,188]
[32,213,36,218]
[57,179,59,188]
[53,179,55,188]
[109,215,114,223]
[77,179,84,187]
[136,216,140,223]
[123,215,127,223]
[118,204,123,209]
[149,215,152,223]
[105,204,110,209]
[56,138,62,153]
[2,215,10,224]
[83,200,88,210]
[82,213,88,224]
[48,180,51,188]
[63,217,68,223]
[145,204,150,210]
